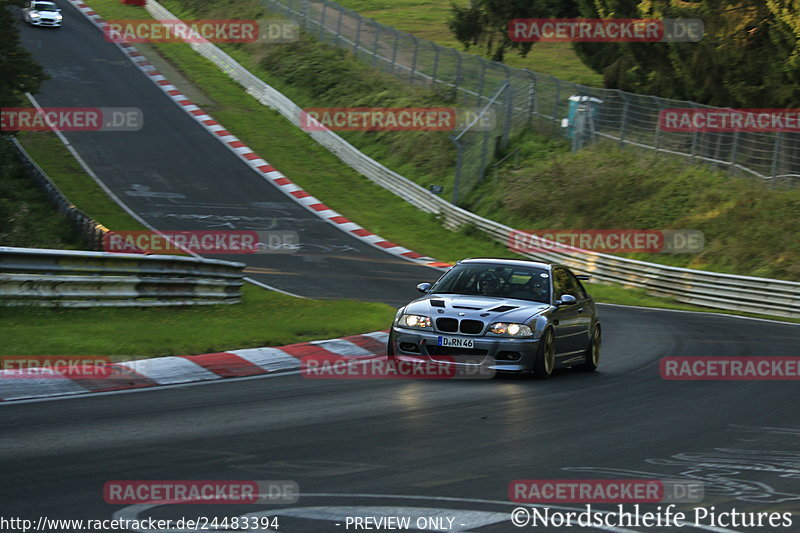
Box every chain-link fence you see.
[263,0,800,201]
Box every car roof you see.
[457,257,556,270]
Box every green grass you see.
[0,286,394,357]
[334,0,603,86]
[468,139,800,281]
[16,132,145,231]
[5,131,398,357]
[12,0,794,328]
[71,0,800,323]
[0,140,85,250]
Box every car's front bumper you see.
[389,326,541,373]
[29,18,61,27]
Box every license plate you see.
[437,336,474,349]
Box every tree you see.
[447,0,799,107]
[572,0,800,107]
[448,0,578,62]
[0,0,47,108]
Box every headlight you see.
[55,13,63,19]
[397,314,431,329]
[31,12,41,17]
[489,322,533,336]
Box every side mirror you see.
[557,294,577,306]
[416,282,432,294]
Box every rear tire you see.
[531,328,555,379]
[579,324,601,372]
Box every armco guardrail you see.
[0,247,245,307]
[142,1,800,318]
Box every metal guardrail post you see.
[525,69,536,125]
[479,129,490,181]
[335,7,344,45]
[771,132,782,182]
[690,105,700,160]
[430,43,440,89]
[409,36,419,81]
[618,92,629,147]
[318,1,328,40]
[475,59,487,107]
[729,130,740,174]
[552,76,561,134]
[371,23,381,67]
[390,29,400,73]
[299,0,310,30]
[652,96,662,150]
[451,136,463,204]
[502,81,512,149]
[353,15,362,53]
[453,50,463,99]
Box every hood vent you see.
[453,305,482,310]
[430,299,446,308]
[488,305,518,312]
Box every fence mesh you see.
[264,0,800,201]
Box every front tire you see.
[531,328,555,379]
[579,324,601,372]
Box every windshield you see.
[431,263,550,302]
[33,2,57,10]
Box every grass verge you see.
[0,140,84,249]
[333,0,603,86]
[3,131,396,356]
[0,292,393,358]
[10,0,795,328]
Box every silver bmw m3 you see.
[388,258,601,379]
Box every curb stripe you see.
[179,352,266,378]
[116,356,220,385]
[0,331,391,401]
[64,0,450,270]
[77,364,159,393]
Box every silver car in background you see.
[388,258,601,379]
[23,1,63,28]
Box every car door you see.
[551,268,585,355]
[564,269,593,350]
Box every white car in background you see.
[23,1,63,28]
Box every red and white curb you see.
[66,0,451,270]
[0,331,389,401]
